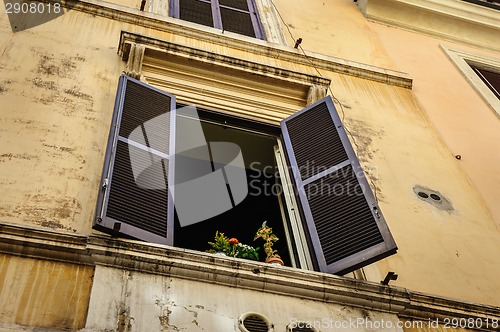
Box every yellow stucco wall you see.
[0,254,93,330]
[0,0,499,316]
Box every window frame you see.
[95,79,397,274]
[169,0,266,40]
[108,36,397,275]
[441,45,500,119]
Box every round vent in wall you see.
[238,312,274,332]
[286,322,319,332]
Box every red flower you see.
[228,238,239,245]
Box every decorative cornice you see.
[119,32,331,88]
[52,0,412,88]
[359,0,500,53]
[0,222,498,329]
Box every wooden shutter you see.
[281,96,397,275]
[94,75,176,245]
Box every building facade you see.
[0,0,500,331]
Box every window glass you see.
[471,66,500,100]
[220,8,255,37]
[179,0,214,27]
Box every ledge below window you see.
[0,221,498,325]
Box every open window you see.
[173,106,295,266]
[95,75,397,275]
[169,0,265,39]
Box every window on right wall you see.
[441,45,500,118]
[469,65,500,100]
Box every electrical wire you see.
[269,0,379,203]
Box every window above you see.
[460,0,500,10]
[170,0,266,39]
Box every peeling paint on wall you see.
[344,118,385,201]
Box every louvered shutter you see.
[94,75,176,245]
[281,96,397,275]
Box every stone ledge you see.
[47,0,412,88]
[358,0,500,53]
[119,32,331,88]
[0,221,499,328]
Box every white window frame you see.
[441,45,500,119]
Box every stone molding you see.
[52,0,412,88]
[358,0,500,53]
[124,43,145,80]
[119,32,331,89]
[0,221,498,328]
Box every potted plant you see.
[207,231,259,261]
[254,221,284,266]
[207,231,231,256]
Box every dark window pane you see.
[219,0,250,11]
[220,7,255,37]
[472,66,500,100]
[179,0,214,27]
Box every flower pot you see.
[265,257,284,266]
[215,251,227,256]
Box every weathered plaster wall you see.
[0,254,93,330]
[0,0,499,326]
[270,0,500,307]
[0,10,125,234]
[83,265,403,332]
[270,0,398,70]
[371,23,500,229]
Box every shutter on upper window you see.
[94,75,176,245]
[281,96,397,275]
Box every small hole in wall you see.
[413,185,453,211]
[430,193,441,201]
[418,192,429,199]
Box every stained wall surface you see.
[0,1,499,328]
